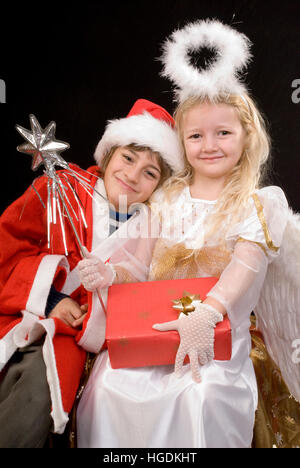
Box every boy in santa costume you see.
[0,99,183,447]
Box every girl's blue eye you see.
[219,130,230,136]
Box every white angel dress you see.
[77,185,297,448]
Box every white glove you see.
[153,303,223,382]
[77,254,116,292]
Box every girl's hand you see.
[77,254,115,291]
[153,303,223,382]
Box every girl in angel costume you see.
[76,20,300,448]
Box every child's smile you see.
[104,146,161,211]
[183,102,246,184]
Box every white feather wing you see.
[254,208,300,401]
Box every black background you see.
[1,0,299,214]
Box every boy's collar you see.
[94,177,108,203]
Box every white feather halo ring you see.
[161,19,252,102]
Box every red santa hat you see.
[94,99,184,173]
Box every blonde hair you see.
[162,93,271,239]
[100,143,172,190]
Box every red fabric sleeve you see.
[0,176,66,315]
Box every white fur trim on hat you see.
[94,112,184,173]
[161,19,252,102]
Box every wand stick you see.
[16,114,107,314]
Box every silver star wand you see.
[16,114,107,312]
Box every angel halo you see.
[160,19,252,102]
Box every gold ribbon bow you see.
[172,292,202,316]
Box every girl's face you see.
[104,146,162,211]
[182,102,246,183]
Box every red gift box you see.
[105,277,232,369]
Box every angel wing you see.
[254,208,300,402]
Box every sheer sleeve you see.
[207,241,268,328]
[112,236,158,283]
[207,186,289,328]
[109,206,160,284]
[227,186,288,262]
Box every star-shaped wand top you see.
[16,114,70,171]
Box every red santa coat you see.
[0,164,123,433]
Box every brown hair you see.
[100,143,172,189]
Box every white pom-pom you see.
[161,19,252,102]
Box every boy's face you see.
[104,146,162,211]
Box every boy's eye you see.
[145,170,158,179]
[122,153,133,162]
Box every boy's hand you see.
[49,298,88,328]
